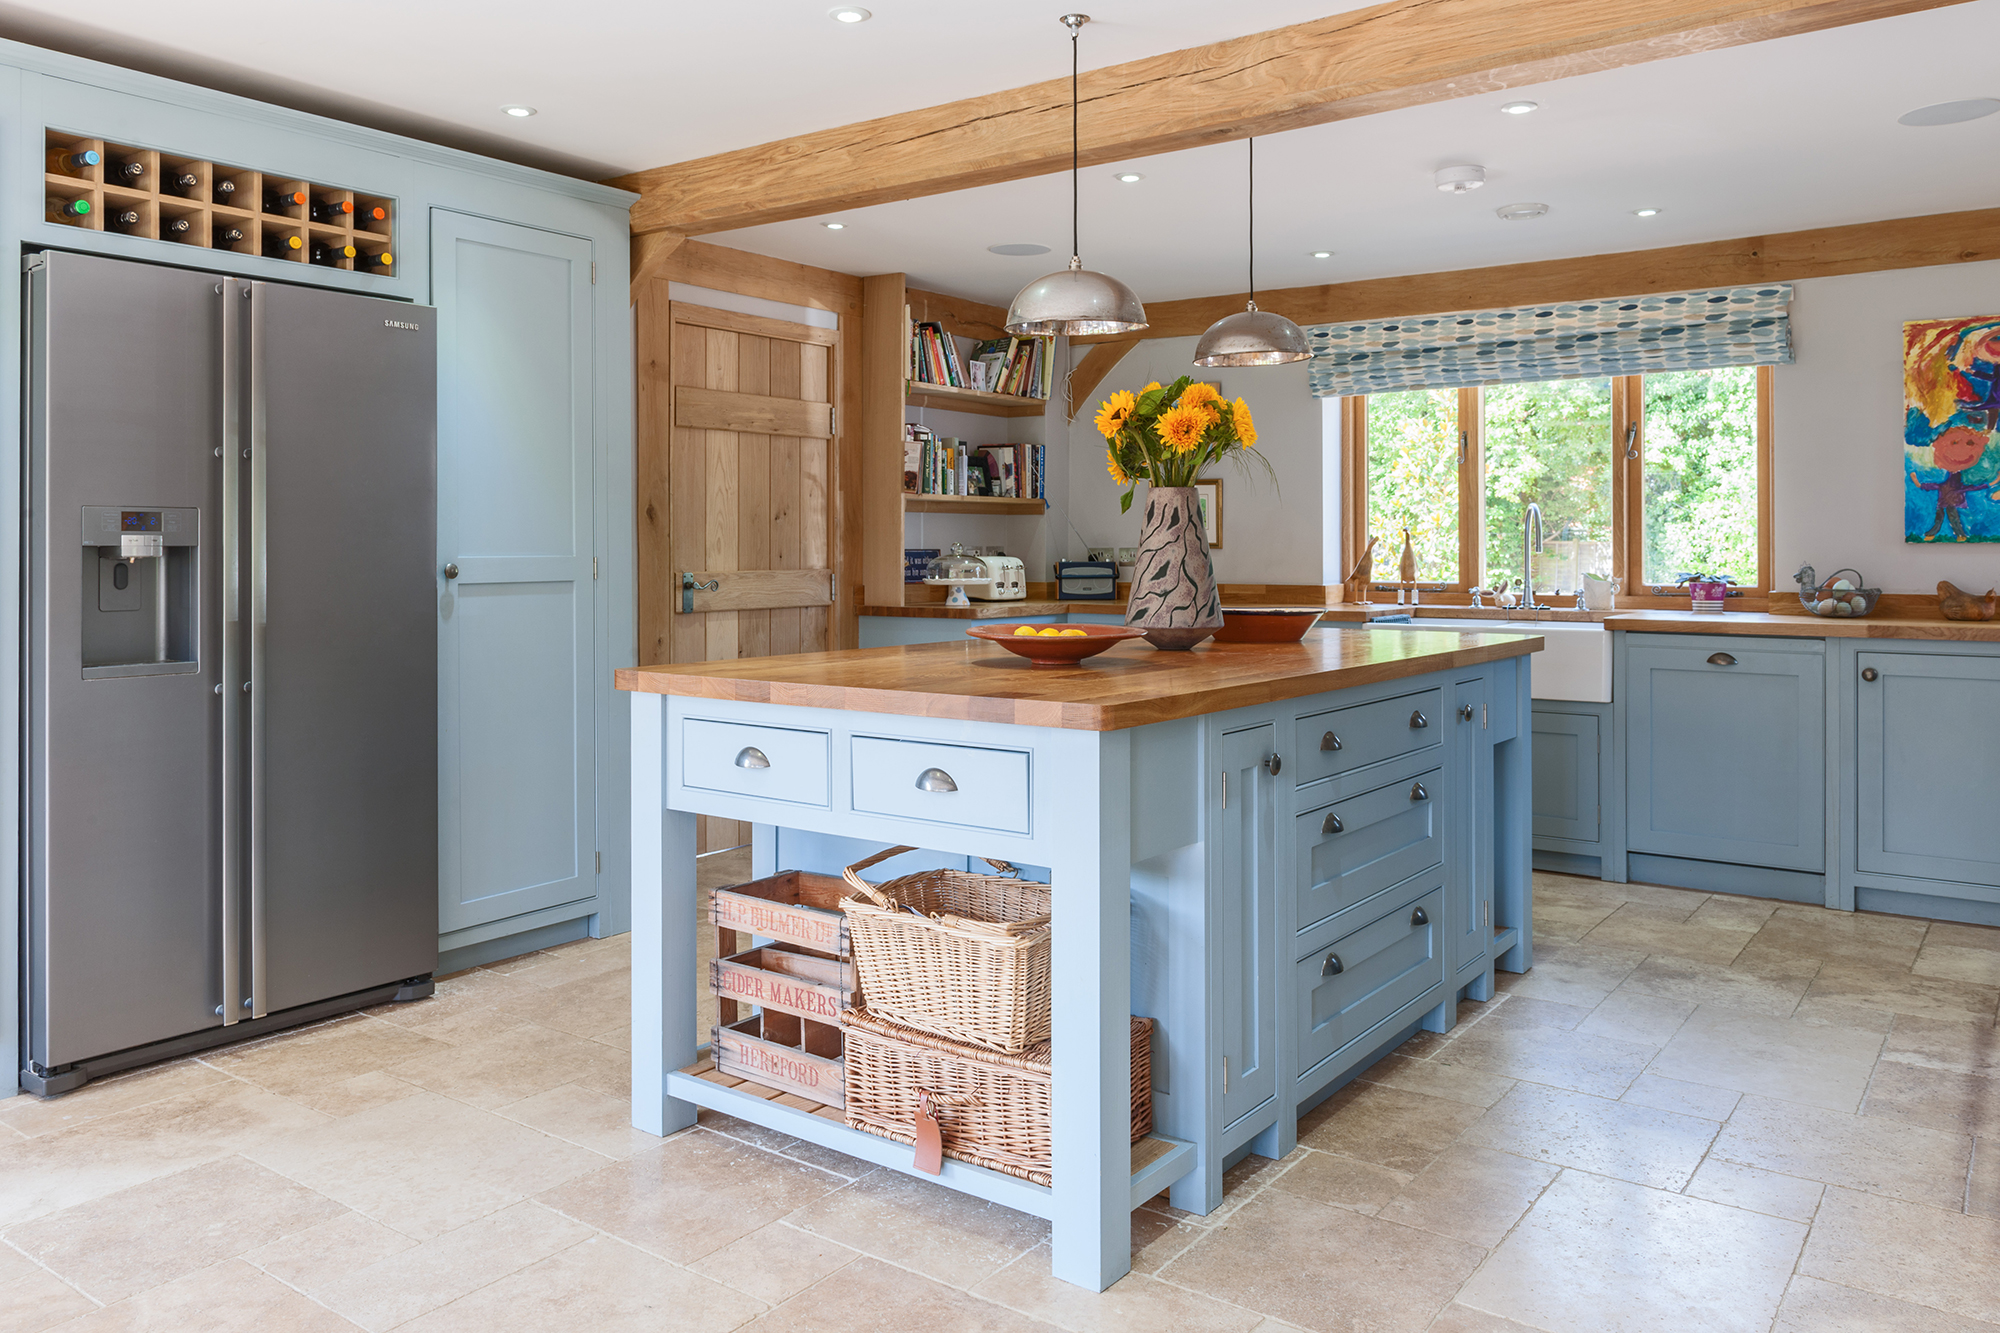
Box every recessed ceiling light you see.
[821,222,845,230]
[500,105,537,118]
[1495,202,1550,221]
[1898,98,2000,126]
[1435,165,1486,194]
[1632,207,1662,217]
[1499,100,1539,115]
[1311,251,1333,259]
[988,243,1051,256]
[1115,172,1144,183]
[828,6,871,22]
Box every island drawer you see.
[850,736,1030,834]
[1295,767,1443,935]
[1295,879,1445,1082]
[1293,687,1443,785]
[683,719,830,807]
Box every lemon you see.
[1060,628,1087,637]
[1014,625,1040,636]
[1039,627,1065,637]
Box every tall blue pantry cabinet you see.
[3,42,636,1092]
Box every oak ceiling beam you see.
[610,0,1968,239]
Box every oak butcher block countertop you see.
[615,627,1541,731]
[1605,610,2000,641]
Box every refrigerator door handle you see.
[219,279,243,1026]
[247,281,269,1021]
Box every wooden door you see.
[645,301,835,851]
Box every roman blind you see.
[1304,284,1793,397]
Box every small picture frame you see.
[1194,479,1223,548]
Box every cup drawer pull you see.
[734,747,770,770]
[1410,782,1429,802]
[1321,951,1344,977]
[1321,811,1343,835]
[915,767,958,793]
[1707,652,1736,666]
[1320,731,1342,751]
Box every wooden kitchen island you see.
[618,627,1540,1290]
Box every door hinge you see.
[828,407,837,434]
[1222,1055,1228,1094]
[593,557,599,580]
[595,851,602,873]
[830,570,838,601]
[1481,702,1488,728]
[590,261,597,285]
[1221,770,1228,809]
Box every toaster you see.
[965,554,1027,601]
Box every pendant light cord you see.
[1247,138,1255,304]
[1070,17,1080,264]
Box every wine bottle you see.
[310,241,356,266]
[105,158,145,184]
[164,170,199,196]
[107,208,143,232]
[261,233,303,258]
[46,147,99,175]
[355,250,394,270]
[161,216,191,236]
[45,195,91,221]
[213,225,245,246]
[261,188,305,214]
[212,178,237,204]
[355,203,388,225]
[309,199,353,223]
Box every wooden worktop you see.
[1605,610,2000,641]
[616,627,1542,731]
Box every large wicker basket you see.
[842,1005,1153,1186]
[840,845,1052,1053]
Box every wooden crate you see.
[711,946,853,1025]
[713,1013,845,1109]
[710,870,851,956]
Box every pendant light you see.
[1193,138,1310,367]
[1004,14,1148,337]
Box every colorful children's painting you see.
[1905,316,2000,542]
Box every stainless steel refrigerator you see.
[22,249,439,1095]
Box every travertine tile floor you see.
[3,858,1998,1332]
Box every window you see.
[1344,367,1770,601]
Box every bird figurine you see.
[1938,579,1999,621]
[1343,535,1378,604]
[1398,529,1417,586]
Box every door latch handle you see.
[442,563,458,580]
[1263,753,1282,776]
[734,747,769,769]
[1458,703,1475,722]
[1321,811,1343,835]
[680,571,719,613]
[915,767,958,792]
[1707,652,1736,666]
[1320,731,1342,751]
[1410,710,1428,728]
[1411,781,1429,801]
[1321,952,1344,977]
[1861,667,1879,682]
[1411,906,1429,927]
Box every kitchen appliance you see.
[964,553,1025,602]
[22,250,439,1095]
[1055,559,1116,600]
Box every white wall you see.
[1065,337,1325,585]
[1775,259,2000,594]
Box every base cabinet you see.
[1532,711,1600,845]
[1857,651,2000,890]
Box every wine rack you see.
[43,129,396,276]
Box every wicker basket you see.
[842,1005,1154,1186]
[840,845,1052,1053]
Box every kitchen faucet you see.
[1520,503,1549,612]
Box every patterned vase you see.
[1125,486,1224,650]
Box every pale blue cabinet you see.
[1216,723,1278,1129]
[1623,634,1825,874]
[1856,651,2000,890]
[1532,711,1600,844]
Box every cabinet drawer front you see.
[1294,688,1443,784]
[1296,768,1443,934]
[1296,882,1445,1078]
[851,737,1030,834]
[684,719,830,806]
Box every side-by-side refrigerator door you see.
[247,280,438,1015]
[25,251,230,1072]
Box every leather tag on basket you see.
[913,1091,944,1175]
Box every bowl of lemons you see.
[965,622,1146,667]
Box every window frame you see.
[1341,367,1772,607]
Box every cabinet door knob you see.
[1320,731,1342,751]
[915,767,958,793]
[1321,811,1343,835]
[1458,704,1475,722]
[1410,781,1429,802]
[734,746,769,769]
[1410,710,1428,728]
[1411,906,1429,927]
[1321,951,1344,977]
[1263,753,1282,776]
[442,563,459,580]
[1861,667,1879,682]
[1707,652,1736,666]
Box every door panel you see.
[1531,711,1599,844]
[1858,652,2000,887]
[433,211,596,932]
[1218,724,1278,1127]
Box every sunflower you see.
[1154,402,1208,454]
[1231,397,1258,449]
[1093,389,1136,439]
[1106,448,1130,485]
[1180,381,1222,410]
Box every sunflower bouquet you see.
[1094,376,1269,513]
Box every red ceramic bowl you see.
[966,623,1146,666]
[1211,608,1326,643]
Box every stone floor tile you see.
[1161,1189,1483,1333]
[1800,1186,2000,1323]
[737,1256,1043,1333]
[1574,990,1698,1047]
[1127,1207,1205,1276]
[399,1233,762,1333]
[510,939,631,992]
[1969,1140,1998,1219]
[311,1200,593,1332]
[389,1022,627,1112]
[287,1071,424,1119]
[1466,996,1591,1033]
[1375,1142,1558,1247]
[591,1024,632,1053]
[537,1126,844,1266]
[1648,1004,1883,1112]
[4,1155,343,1304]
[1455,1169,1805,1333]
[1927,921,2000,954]
[1460,1082,1717,1190]
[1790,998,1898,1034]
[1580,903,1757,965]
[782,1168,1048,1288]
[0,1242,34,1284]
[1294,1081,1486,1173]
[1737,905,1929,972]
[1488,940,1646,1007]
[1358,1053,1516,1108]
[1805,962,2000,1024]
[0,1267,98,1333]
[1914,944,2000,987]
[496,1082,659,1159]
[497,967,634,1039]
[1686,894,1780,932]
[52,1258,358,1332]
[1431,1020,1655,1099]
[1710,1094,1972,1209]
[1610,953,1819,1018]
[686,1221,857,1306]
[1683,1158,1824,1223]
[973,1244,1264,1333]
[1531,901,1619,943]
[241,1210,414,1292]
[1862,1060,2000,1138]
[204,1018,450,1104]
[0,1063,227,1140]
[1266,1150,1410,1214]
[1426,1305,1546,1333]
[1880,1013,2000,1077]
[1619,1072,1740,1121]
[241,1090,602,1241]
[1773,1275,1996,1333]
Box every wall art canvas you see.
[1905,316,2000,543]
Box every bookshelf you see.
[860,272,1058,607]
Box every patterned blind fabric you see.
[1303,284,1793,397]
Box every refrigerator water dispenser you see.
[79,506,197,677]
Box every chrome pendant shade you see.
[1194,138,1308,367]
[1004,15,1147,338]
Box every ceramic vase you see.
[1125,486,1223,650]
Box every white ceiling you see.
[704,3,2000,306]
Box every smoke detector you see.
[1435,165,1487,194]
